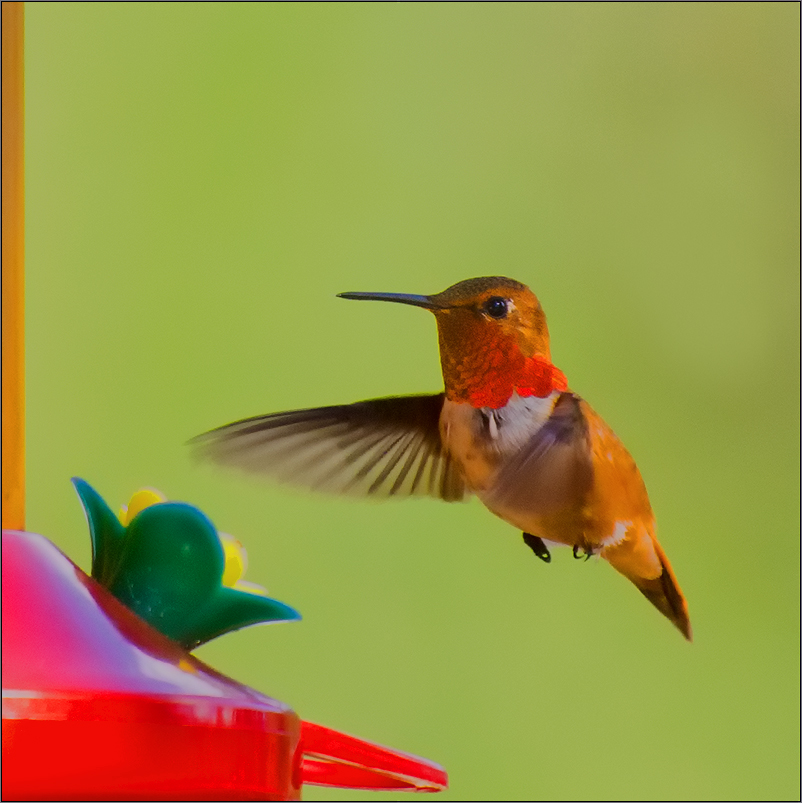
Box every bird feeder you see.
[2,490,447,799]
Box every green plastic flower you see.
[72,478,300,649]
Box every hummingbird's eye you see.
[483,297,509,319]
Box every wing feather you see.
[191,394,469,502]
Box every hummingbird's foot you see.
[573,545,593,561]
[523,533,551,563]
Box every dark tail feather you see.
[636,542,692,641]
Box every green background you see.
[24,4,799,800]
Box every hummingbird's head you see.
[339,276,565,409]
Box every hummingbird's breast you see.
[438,392,559,492]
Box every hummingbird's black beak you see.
[337,291,440,310]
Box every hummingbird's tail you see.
[603,529,692,641]
[634,540,692,641]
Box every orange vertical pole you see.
[2,2,25,530]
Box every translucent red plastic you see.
[2,530,447,800]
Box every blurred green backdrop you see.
[24,4,799,800]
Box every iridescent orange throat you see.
[441,342,568,409]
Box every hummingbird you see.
[192,277,691,640]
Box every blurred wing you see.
[486,392,593,514]
[191,394,469,502]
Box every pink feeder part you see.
[2,530,447,800]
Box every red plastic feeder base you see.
[2,530,446,800]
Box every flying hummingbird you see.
[193,277,691,640]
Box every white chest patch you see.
[479,392,560,456]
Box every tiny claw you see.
[573,545,592,561]
[523,533,551,563]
